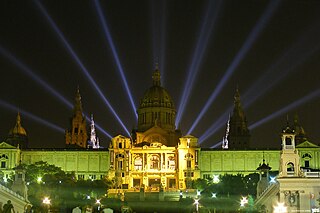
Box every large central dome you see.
[137,66,176,132]
[139,69,175,110]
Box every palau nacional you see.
[1,67,320,212]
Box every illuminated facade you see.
[255,124,320,212]
[1,67,320,194]
[108,67,200,190]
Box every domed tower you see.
[134,65,181,146]
[6,112,28,149]
[256,157,271,198]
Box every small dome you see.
[9,113,27,136]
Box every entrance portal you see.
[148,178,160,188]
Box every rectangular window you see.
[78,174,85,179]
[203,174,211,179]
[1,162,5,168]
[118,161,123,170]
[305,160,310,168]
[187,160,191,168]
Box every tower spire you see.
[222,114,230,149]
[89,114,100,149]
[74,86,83,115]
[227,87,250,149]
[65,88,88,148]
[152,64,161,86]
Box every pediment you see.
[296,140,319,148]
[0,142,17,149]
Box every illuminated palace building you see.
[1,67,320,194]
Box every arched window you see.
[302,153,312,159]
[287,162,294,172]
[0,154,8,169]
[302,153,312,168]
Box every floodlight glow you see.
[270,176,276,183]
[197,190,201,196]
[213,175,220,183]
[42,197,51,205]
[176,0,222,127]
[34,1,130,136]
[194,198,199,212]
[96,199,101,204]
[273,202,287,213]
[37,176,42,183]
[0,99,64,133]
[194,199,199,205]
[240,196,248,207]
[93,0,137,120]
[188,0,280,134]
[249,89,320,129]
[212,193,217,198]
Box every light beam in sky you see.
[243,22,320,108]
[0,45,112,139]
[0,45,72,109]
[249,89,320,129]
[188,0,280,134]
[93,0,137,121]
[34,0,130,136]
[200,23,320,146]
[176,0,222,127]
[151,0,167,83]
[0,99,64,133]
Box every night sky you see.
[1,0,320,149]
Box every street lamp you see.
[273,202,287,213]
[37,176,42,183]
[194,199,199,212]
[42,197,51,213]
[96,199,101,211]
[213,175,220,183]
[270,176,276,183]
[43,197,50,205]
[212,193,217,198]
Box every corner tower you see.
[226,88,250,149]
[278,123,301,177]
[65,88,88,148]
[6,112,28,149]
[134,65,181,146]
